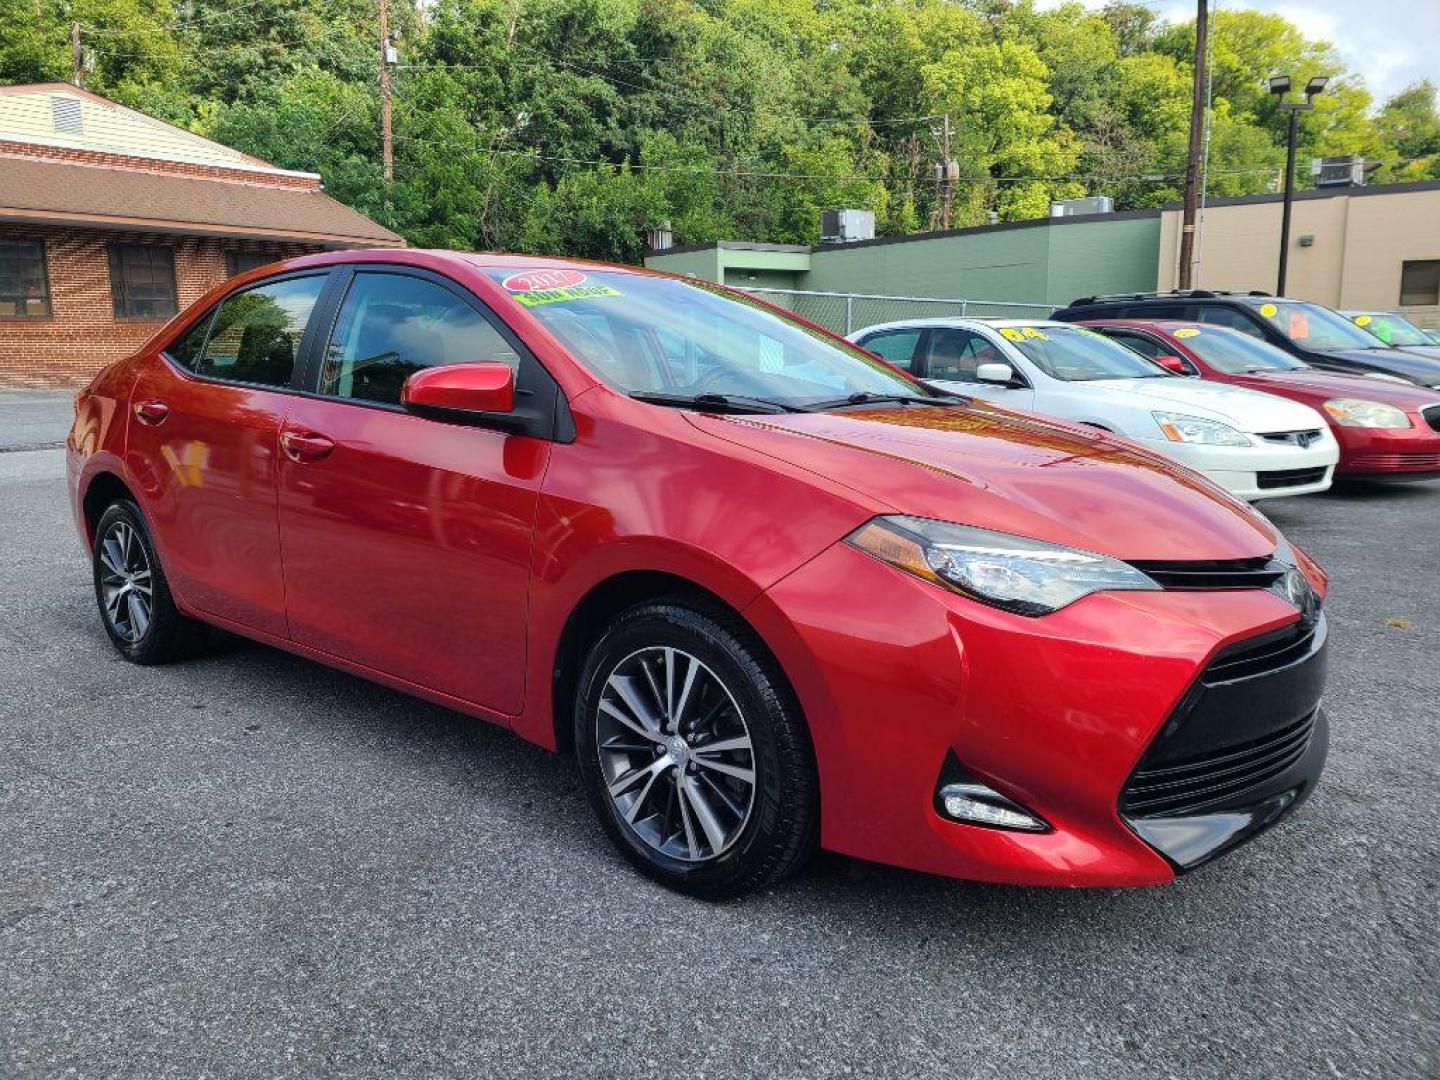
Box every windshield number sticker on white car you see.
[1001,327,1049,342]
[502,269,622,308]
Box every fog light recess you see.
[938,782,1048,832]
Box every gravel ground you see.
[1,393,1436,1079]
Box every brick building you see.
[0,83,403,387]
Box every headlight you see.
[847,516,1159,616]
[1152,411,1252,446]
[1322,398,1411,429]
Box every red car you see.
[68,250,1329,898]
[1084,320,1440,481]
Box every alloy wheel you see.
[98,520,153,643]
[595,646,757,863]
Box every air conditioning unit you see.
[1311,156,1377,188]
[820,209,875,244]
[1049,196,1114,218]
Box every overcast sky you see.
[1053,0,1439,105]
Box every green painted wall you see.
[645,215,1161,305]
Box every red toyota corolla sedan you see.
[68,250,1330,898]
[1084,320,1440,481]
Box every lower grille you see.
[1122,710,1317,817]
[1349,451,1440,470]
[1256,466,1327,490]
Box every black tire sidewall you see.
[574,599,815,899]
[92,500,182,664]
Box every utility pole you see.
[70,22,84,88]
[1176,0,1208,290]
[932,114,957,231]
[378,0,394,183]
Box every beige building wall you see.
[1158,184,1440,327]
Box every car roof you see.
[853,317,1068,335]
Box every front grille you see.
[1121,710,1318,817]
[1422,404,1440,434]
[1128,555,1285,590]
[1258,429,1324,447]
[1349,451,1440,471]
[1256,466,1327,490]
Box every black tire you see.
[92,499,203,664]
[574,596,819,900]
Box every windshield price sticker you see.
[1354,314,1372,326]
[1002,327,1049,342]
[1260,302,1279,318]
[1173,327,1201,338]
[502,269,622,307]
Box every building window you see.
[0,239,51,317]
[1399,260,1440,307]
[108,243,178,320]
[225,251,278,278]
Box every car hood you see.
[1236,369,1440,409]
[688,402,1278,562]
[1085,377,1325,432]
[1310,347,1440,386]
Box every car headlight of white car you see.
[1321,398,1412,429]
[1152,411,1252,447]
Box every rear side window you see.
[860,329,923,371]
[320,273,521,406]
[166,310,215,370]
[195,275,327,388]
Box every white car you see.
[849,318,1339,500]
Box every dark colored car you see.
[68,250,1330,898]
[1054,290,1440,390]
[1085,319,1440,481]
[1341,310,1440,362]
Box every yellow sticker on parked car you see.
[1354,314,1372,326]
[1260,303,1278,318]
[1173,327,1200,338]
[1000,328,1027,341]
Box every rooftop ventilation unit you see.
[1311,156,1378,188]
[820,209,875,244]
[1049,196,1114,218]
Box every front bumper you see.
[1136,437,1339,501]
[1333,420,1440,479]
[746,543,1326,888]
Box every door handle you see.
[280,430,336,463]
[134,400,169,425]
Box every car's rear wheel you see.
[574,598,818,899]
[92,500,201,664]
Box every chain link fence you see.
[736,287,1055,337]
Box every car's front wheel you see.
[92,499,202,664]
[574,597,818,899]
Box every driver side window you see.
[925,329,1003,382]
[321,273,521,405]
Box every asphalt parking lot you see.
[1,391,1436,1079]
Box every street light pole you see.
[1276,106,1300,296]
[1270,75,1328,297]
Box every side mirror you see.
[1153,354,1189,374]
[975,362,1017,386]
[402,362,515,418]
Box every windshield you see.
[481,268,941,407]
[1002,324,1174,381]
[1349,312,1433,348]
[1254,301,1386,351]
[1166,325,1307,374]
